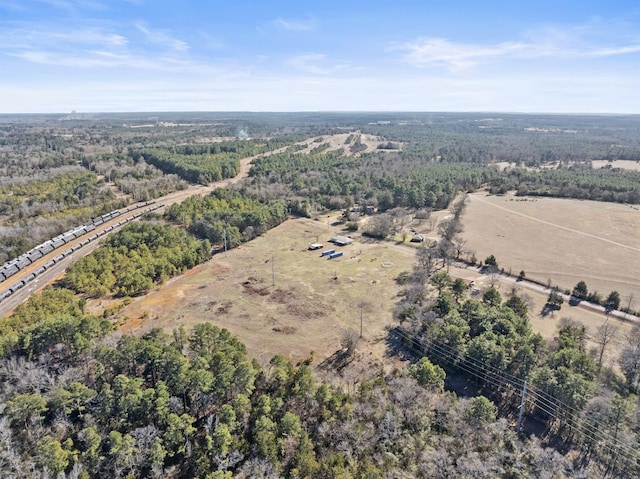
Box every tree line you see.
[62,221,211,298]
[0,292,592,478]
[165,188,288,248]
[396,244,640,477]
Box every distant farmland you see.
[462,191,640,303]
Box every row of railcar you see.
[0,202,163,304]
[0,201,157,284]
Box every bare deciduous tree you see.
[341,329,359,357]
[595,321,618,369]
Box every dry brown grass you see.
[592,160,640,171]
[462,191,640,302]
[93,189,639,379]
[110,216,414,369]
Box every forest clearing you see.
[463,191,640,302]
[101,199,637,375]
[101,216,414,371]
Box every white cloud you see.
[0,21,203,71]
[286,53,350,75]
[135,22,189,51]
[2,66,640,113]
[393,38,528,70]
[271,17,314,32]
[395,25,640,71]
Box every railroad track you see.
[0,201,164,311]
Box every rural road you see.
[0,147,276,317]
[298,215,640,325]
[2,144,637,329]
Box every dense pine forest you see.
[0,293,595,478]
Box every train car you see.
[72,227,87,237]
[71,244,82,252]
[33,266,46,276]
[28,250,43,262]
[85,223,96,233]
[0,290,12,302]
[38,243,55,255]
[43,260,56,269]
[24,272,37,282]
[52,254,65,264]
[52,238,66,249]
[4,264,19,277]
[15,256,32,270]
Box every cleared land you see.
[592,160,640,171]
[462,191,640,303]
[103,216,414,368]
[105,212,638,374]
[295,132,394,156]
[91,204,638,374]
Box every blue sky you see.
[2,0,640,113]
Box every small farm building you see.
[330,236,353,246]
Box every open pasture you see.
[462,191,640,303]
[112,217,414,364]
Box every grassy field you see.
[462,191,640,304]
[94,193,639,377]
[107,216,414,370]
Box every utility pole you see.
[360,299,364,338]
[516,380,527,434]
[223,229,227,257]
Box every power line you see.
[392,326,640,470]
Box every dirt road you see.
[0,146,275,317]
